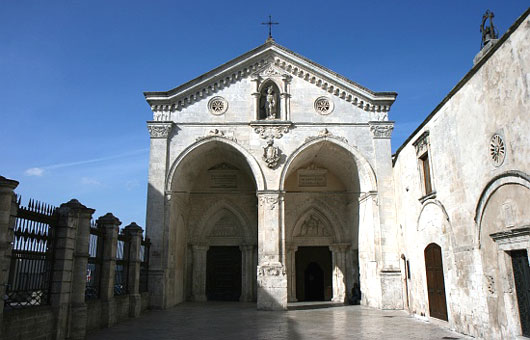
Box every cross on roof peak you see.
[261,15,279,41]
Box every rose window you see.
[208,97,228,115]
[490,134,506,166]
[314,97,333,115]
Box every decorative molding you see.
[490,134,506,167]
[258,194,280,210]
[250,121,292,140]
[304,128,348,144]
[369,122,394,139]
[147,122,174,138]
[196,129,237,142]
[412,131,430,155]
[258,263,285,277]
[262,140,282,169]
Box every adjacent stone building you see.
[143,9,529,339]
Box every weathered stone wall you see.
[1,307,55,340]
[393,12,529,339]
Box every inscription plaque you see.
[208,163,238,189]
[298,164,327,187]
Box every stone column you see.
[280,74,292,121]
[240,245,255,302]
[191,245,208,301]
[330,244,350,303]
[97,213,121,327]
[286,244,298,302]
[256,191,287,310]
[65,200,95,340]
[251,75,261,120]
[0,176,18,337]
[146,121,174,309]
[123,222,143,317]
[369,121,403,309]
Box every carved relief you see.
[147,123,173,138]
[296,214,330,237]
[369,124,394,139]
[486,275,495,294]
[314,97,333,115]
[209,215,238,237]
[413,131,430,155]
[253,125,291,140]
[305,128,348,144]
[196,129,237,142]
[262,140,282,168]
[258,195,279,210]
[490,134,506,167]
[208,96,228,115]
[258,264,286,277]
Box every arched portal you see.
[167,140,259,304]
[282,139,373,304]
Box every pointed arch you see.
[166,137,266,192]
[289,205,345,244]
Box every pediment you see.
[145,40,397,118]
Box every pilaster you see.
[0,176,18,338]
[145,120,174,309]
[330,243,350,303]
[240,245,256,302]
[256,191,287,310]
[97,213,121,327]
[191,245,208,302]
[369,121,403,309]
[123,222,144,318]
[286,244,298,302]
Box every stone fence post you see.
[0,176,19,339]
[51,199,92,340]
[123,222,143,317]
[65,200,95,340]
[97,213,120,328]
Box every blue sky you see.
[1,1,528,228]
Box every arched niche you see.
[258,79,281,120]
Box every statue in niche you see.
[259,82,280,120]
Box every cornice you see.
[145,41,397,116]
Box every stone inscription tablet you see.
[298,164,327,187]
[208,163,239,189]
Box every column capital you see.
[192,244,209,252]
[368,121,394,139]
[329,243,351,252]
[239,244,256,252]
[147,121,175,139]
[286,243,298,252]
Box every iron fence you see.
[4,197,57,310]
[85,220,103,300]
[139,237,150,293]
[114,233,129,296]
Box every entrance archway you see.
[167,140,259,304]
[282,139,370,304]
[296,247,332,301]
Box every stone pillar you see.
[123,222,143,317]
[286,244,298,302]
[65,200,95,340]
[0,176,18,337]
[146,121,174,309]
[97,213,121,327]
[191,245,208,302]
[330,244,350,303]
[251,75,261,120]
[240,245,255,302]
[280,74,292,121]
[369,121,403,309]
[256,191,287,310]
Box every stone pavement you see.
[87,302,471,340]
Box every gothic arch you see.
[192,199,255,245]
[474,170,530,248]
[288,206,345,245]
[166,137,266,191]
[279,137,377,193]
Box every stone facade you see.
[393,10,529,339]
[144,9,529,339]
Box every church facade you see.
[144,9,529,339]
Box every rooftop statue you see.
[480,10,499,49]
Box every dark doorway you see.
[206,246,241,301]
[296,247,332,301]
[510,250,530,337]
[424,243,448,321]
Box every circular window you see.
[208,96,228,115]
[314,97,333,115]
[490,134,506,167]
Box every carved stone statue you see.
[265,86,277,119]
[480,10,498,49]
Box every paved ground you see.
[87,302,470,340]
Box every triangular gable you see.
[144,39,397,115]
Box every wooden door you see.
[511,250,530,337]
[424,243,448,321]
[206,246,241,301]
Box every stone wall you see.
[2,306,56,340]
[392,10,529,339]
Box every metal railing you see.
[114,233,129,296]
[139,238,150,293]
[85,220,103,300]
[4,197,57,310]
